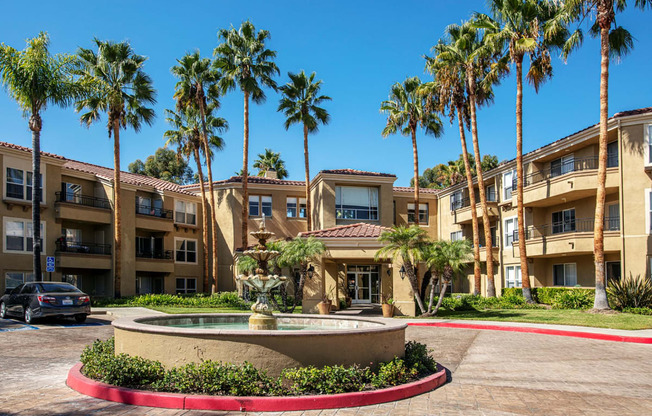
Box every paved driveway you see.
[0,315,651,415]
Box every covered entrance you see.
[346,265,380,303]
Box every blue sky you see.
[1,1,650,186]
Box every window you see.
[62,182,82,203]
[503,170,516,200]
[647,189,652,234]
[137,196,151,215]
[176,278,197,294]
[450,191,463,211]
[335,186,379,220]
[286,197,307,218]
[605,202,620,231]
[4,218,44,253]
[249,195,272,217]
[136,276,164,294]
[450,230,463,241]
[408,203,428,224]
[175,200,197,225]
[553,263,577,286]
[486,184,496,202]
[6,168,42,201]
[505,265,522,288]
[5,272,36,290]
[550,154,574,178]
[175,238,197,263]
[552,209,575,234]
[646,125,652,166]
[62,228,82,243]
[607,141,619,168]
[504,217,517,247]
[490,226,497,247]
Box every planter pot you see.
[345,297,352,308]
[317,301,331,315]
[382,304,394,318]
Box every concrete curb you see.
[407,322,652,344]
[67,363,447,411]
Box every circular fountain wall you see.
[112,314,406,377]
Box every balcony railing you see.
[451,196,498,211]
[56,191,111,209]
[136,249,173,260]
[56,240,111,255]
[523,217,620,240]
[135,204,173,219]
[511,156,619,190]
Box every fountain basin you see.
[113,314,407,377]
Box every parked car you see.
[0,282,91,324]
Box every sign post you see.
[46,256,55,281]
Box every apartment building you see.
[0,142,204,297]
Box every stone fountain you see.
[237,215,287,330]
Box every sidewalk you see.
[91,307,166,318]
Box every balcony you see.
[451,197,498,225]
[511,156,619,207]
[135,249,174,273]
[135,203,174,232]
[55,240,112,270]
[55,192,112,223]
[522,217,621,257]
[136,249,173,260]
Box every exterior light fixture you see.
[399,265,406,280]
[307,264,315,279]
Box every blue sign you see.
[46,256,55,273]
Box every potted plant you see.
[317,293,331,315]
[382,296,395,318]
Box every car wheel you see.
[0,302,7,319]
[74,314,87,323]
[24,307,36,324]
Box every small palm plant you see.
[278,236,326,313]
[423,239,473,316]
[375,225,431,315]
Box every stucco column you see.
[392,261,416,316]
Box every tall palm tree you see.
[548,1,651,309]
[278,70,331,231]
[75,39,156,298]
[381,77,443,225]
[0,32,80,282]
[424,239,473,315]
[171,50,222,293]
[214,21,279,249]
[253,148,289,179]
[164,106,227,292]
[375,225,431,315]
[279,236,326,313]
[475,0,565,302]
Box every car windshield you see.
[36,283,81,293]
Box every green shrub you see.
[607,274,652,310]
[404,341,437,375]
[281,365,371,395]
[91,292,251,309]
[371,358,418,388]
[551,290,594,309]
[622,307,652,315]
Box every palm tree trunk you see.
[515,58,532,303]
[411,126,420,226]
[241,90,250,249]
[194,148,210,293]
[431,281,449,316]
[303,123,312,231]
[29,113,42,281]
[427,272,438,313]
[457,109,482,296]
[112,119,122,298]
[406,260,427,315]
[198,101,219,293]
[467,72,496,297]
[593,14,611,310]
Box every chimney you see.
[264,169,278,179]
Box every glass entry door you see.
[347,265,380,303]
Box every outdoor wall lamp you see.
[399,265,406,280]
[307,264,315,279]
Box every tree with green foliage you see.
[0,32,81,283]
[278,236,326,313]
[128,147,194,184]
[214,21,279,249]
[381,77,443,226]
[423,239,473,316]
[413,154,499,189]
[252,148,288,179]
[75,39,156,298]
[375,225,431,315]
[278,70,331,231]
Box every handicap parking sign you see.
[46,256,55,273]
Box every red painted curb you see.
[67,363,447,411]
[407,322,652,344]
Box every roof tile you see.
[320,169,395,177]
[300,222,390,239]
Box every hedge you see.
[502,287,595,306]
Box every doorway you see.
[606,261,621,282]
[346,265,380,303]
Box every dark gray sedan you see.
[0,282,91,324]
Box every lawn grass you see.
[148,306,303,314]
[414,308,652,330]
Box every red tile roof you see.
[319,169,396,177]
[181,176,305,189]
[613,107,652,117]
[0,141,66,160]
[393,186,439,195]
[300,222,390,239]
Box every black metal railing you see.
[451,197,471,211]
[522,217,620,240]
[56,240,111,255]
[135,204,173,219]
[55,191,111,209]
[512,156,605,190]
[136,249,173,260]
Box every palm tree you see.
[278,236,326,313]
[474,0,565,302]
[278,70,331,231]
[424,239,473,316]
[214,21,279,249]
[164,106,227,292]
[548,1,651,309]
[75,39,156,298]
[253,148,289,179]
[171,50,222,293]
[0,32,80,282]
[375,225,431,315]
[381,77,443,226]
